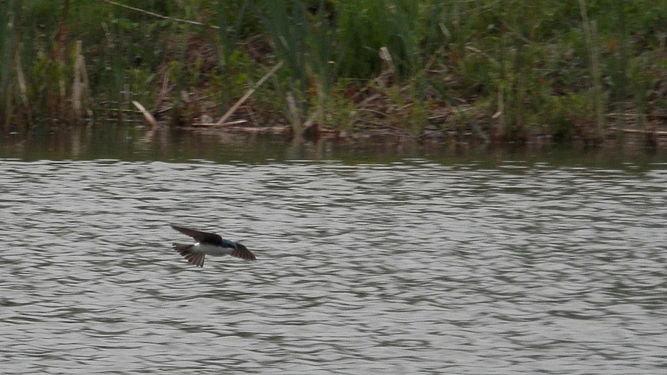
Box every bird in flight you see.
[170,224,257,267]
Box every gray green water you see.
[1,126,666,374]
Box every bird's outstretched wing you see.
[231,243,257,261]
[171,224,223,244]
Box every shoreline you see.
[3,2,667,147]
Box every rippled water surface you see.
[1,130,667,374]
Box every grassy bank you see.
[1,0,666,144]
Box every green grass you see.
[1,0,667,143]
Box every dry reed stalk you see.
[14,48,28,107]
[215,61,283,126]
[132,100,159,128]
[578,0,604,137]
[72,40,91,119]
[494,87,505,139]
[286,91,301,133]
[377,46,396,88]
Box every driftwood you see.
[187,124,290,134]
[191,120,248,127]
[610,127,667,136]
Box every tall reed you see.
[578,0,605,139]
[0,0,19,126]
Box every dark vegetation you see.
[1,0,667,145]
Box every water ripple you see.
[0,160,666,373]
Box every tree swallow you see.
[170,224,257,267]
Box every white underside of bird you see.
[192,242,235,256]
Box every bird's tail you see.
[172,243,193,253]
[172,243,205,267]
